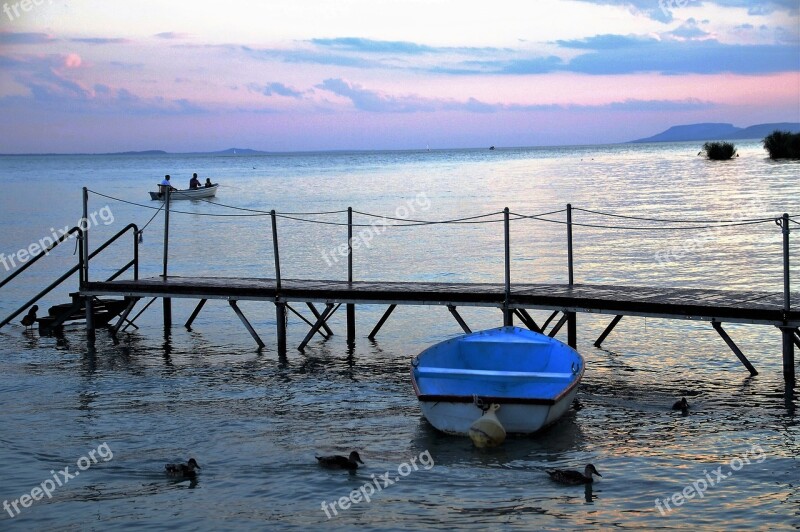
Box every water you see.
[0,142,798,530]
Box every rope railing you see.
[509,212,778,232]
[86,189,793,233]
[572,207,776,225]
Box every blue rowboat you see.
[411,326,584,435]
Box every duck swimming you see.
[165,458,201,479]
[672,397,689,411]
[20,305,38,330]
[546,464,602,485]
[316,451,363,470]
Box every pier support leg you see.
[712,322,758,376]
[542,310,560,332]
[347,303,355,346]
[121,296,157,333]
[503,307,513,327]
[110,297,139,337]
[275,302,287,354]
[85,296,95,342]
[514,308,541,333]
[229,300,265,348]
[781,327,795,384]
[548,313,569,338]
[594,315,623,348]
[163,298,172,331]
[185,299,207,330]
[793,329,800,350]
[307,302,334,337]
[447,305,471,334]
[368,304,396,341]
[298,303,335,350]
[285,304,328,339]
[567,311,577,348]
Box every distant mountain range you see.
[189,148,269,155]
[630,122,800,143]
[106,148,268,155]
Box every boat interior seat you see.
[457,340,552,372]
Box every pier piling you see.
[503,207,512,326]
[347,207,355,345]
[566,203,576,348]
[780,213,795,383]
[271,210,287,354]
[162,187,172,330]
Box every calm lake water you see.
[0,142,798,530]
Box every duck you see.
[20,305,38,330]
[546,464,602,485]
[165,458,201,479]
[315,451,363,470]
[672,397,689,411]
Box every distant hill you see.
[201,148,269,155]
[107,150,168,155]
[631,122,800,143]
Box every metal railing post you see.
[567,204,574,285]
[780,213,794,383]
[82,187,95,340]
[271,210,286,354]
[567,204,576,347]
[783,213,791,314]
[503,207,512,326]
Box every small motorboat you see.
[149,184,218,201]
[411,326,584,435]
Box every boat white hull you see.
[149,184,218,200]
[419,385,579,435]
[411,326,584,436]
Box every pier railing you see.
[0,220,139,331]
[80,188,796,320]
[76,188,796,380]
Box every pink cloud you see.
[64,53,82,68]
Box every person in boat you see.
[204,178,215,187]
[158,174,177,196]
[189,173,202,189]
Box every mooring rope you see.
[141,200,166,229]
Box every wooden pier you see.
[1,188,797,383]
[80,275,799,377]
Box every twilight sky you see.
[0,0,798,153]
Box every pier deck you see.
[83,276,799,326]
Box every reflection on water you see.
[0,143,798,530]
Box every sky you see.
[0,0,798,153]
